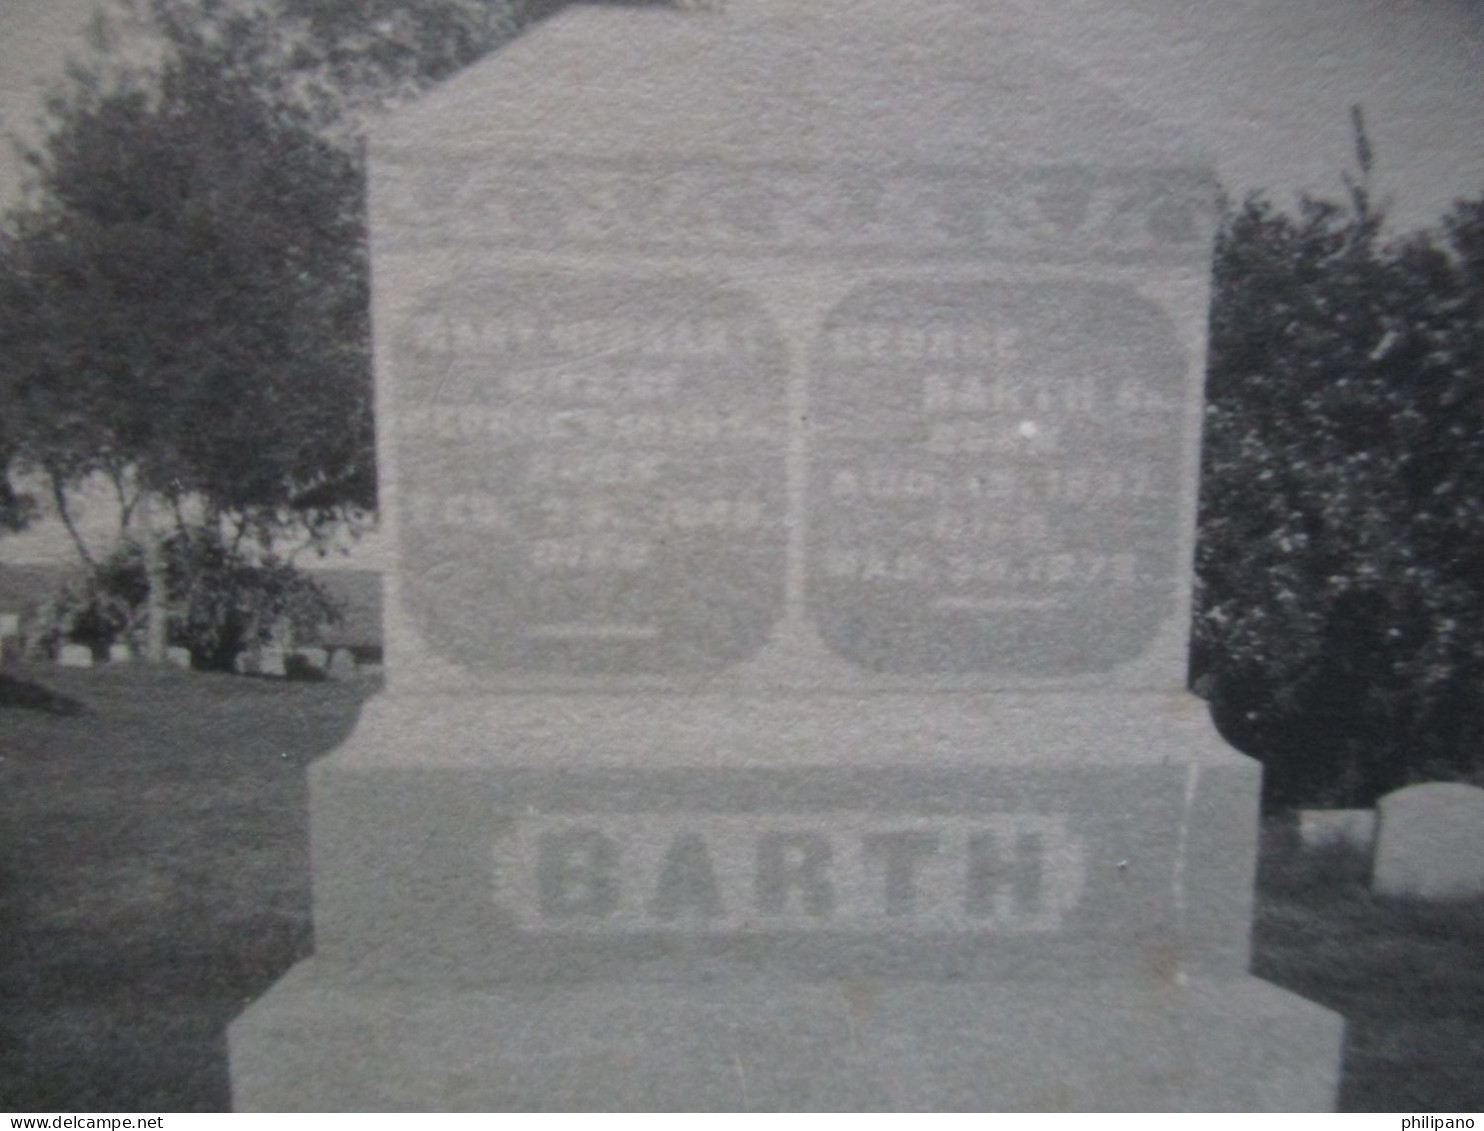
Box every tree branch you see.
[108,462,142,531]
[48,470,98,571]
[229,510,250,556]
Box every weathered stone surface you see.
[305,695,1262,983]
[230,0,1342,1112]
[1373,783,1484,900]
[257,648,287,678]
[233,966,1340,1113]
[808,282,1186,675]
[369,0,1216,698]
[109,643,133,664]
[393,277,787,677]
[165,646,193,670]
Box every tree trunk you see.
[140,490,168,663]
[49,471,98,570]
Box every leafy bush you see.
[1196,131,1484,809]
[41,529,341,671]
[169,534,342,671]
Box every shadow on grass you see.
[1253,819,1484,1112]
[0,671,84,715]
[0,664,374,1112]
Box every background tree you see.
[1196,116,1484,807]
[0,238,37,536]
[0,0,647,661]
[1,15,373,661]
[0,0,661,662]
[115,0,562,125]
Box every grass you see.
[0,663,369,1112]
[0,672,83,715]
[1253,822,1484,1111]
[2,665,1482,1111]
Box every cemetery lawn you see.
[0,664,370,1112]
[0,665,1480,1113]
[1253,823,1484,1112]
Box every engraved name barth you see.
[499,813,1086,933]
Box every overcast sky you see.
[1,0,1482,566]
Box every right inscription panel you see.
[808,282,1187,675]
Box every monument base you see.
[227,691,1344,1110]
[230,963,1340,1111]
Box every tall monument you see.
[230,0,1344,1110]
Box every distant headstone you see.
[327,649,357,678]
[58,644,93,669]
[257,648,287,678]
[109,643,133,664]
[234,651,257,675]
[0,612,19,638]
[165,646,193,670]
[232,0,1341,1112]
[1372,783,1484,900]
[1297,809,1376,855]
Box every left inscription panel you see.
[393,272,789,674]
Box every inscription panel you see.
[394,273,788,673]
[808,282,1187,674]
[501,813,1086,934]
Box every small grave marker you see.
[1373,783,1484,900]
[58,644,93,668]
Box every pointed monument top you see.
[375,0,1207,169]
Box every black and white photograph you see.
[2,0,1483,1113]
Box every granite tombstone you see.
[57,643,92,669]
[1373,783,1484,900]
[231,0,1343,1111]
